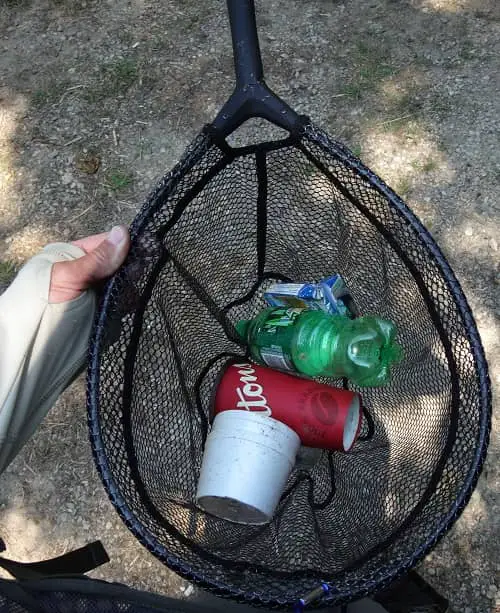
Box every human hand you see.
[49,225,130,303]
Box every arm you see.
[0,226,129,474]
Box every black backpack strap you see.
[374,570,451,613]
[0,540,109,581]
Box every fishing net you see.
[87,118,490,607]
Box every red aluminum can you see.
[214,362,362,451]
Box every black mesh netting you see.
[0,579,224,613]
[87,121,491,608]
[0,591,175,613]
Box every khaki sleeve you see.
[0,243,97,474]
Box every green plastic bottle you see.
[236,307,403,387]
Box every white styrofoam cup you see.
[196,410,301,525]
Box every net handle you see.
[227,0,264,88]
[212,0,301,138]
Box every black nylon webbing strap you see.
[0,540,109,581]
[374,571,450,613]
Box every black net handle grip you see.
[227,0,264,87]
[212,0,301,138]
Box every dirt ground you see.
[0,0,498,611]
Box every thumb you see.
[68,225,130,285]
[49,226,130,303]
